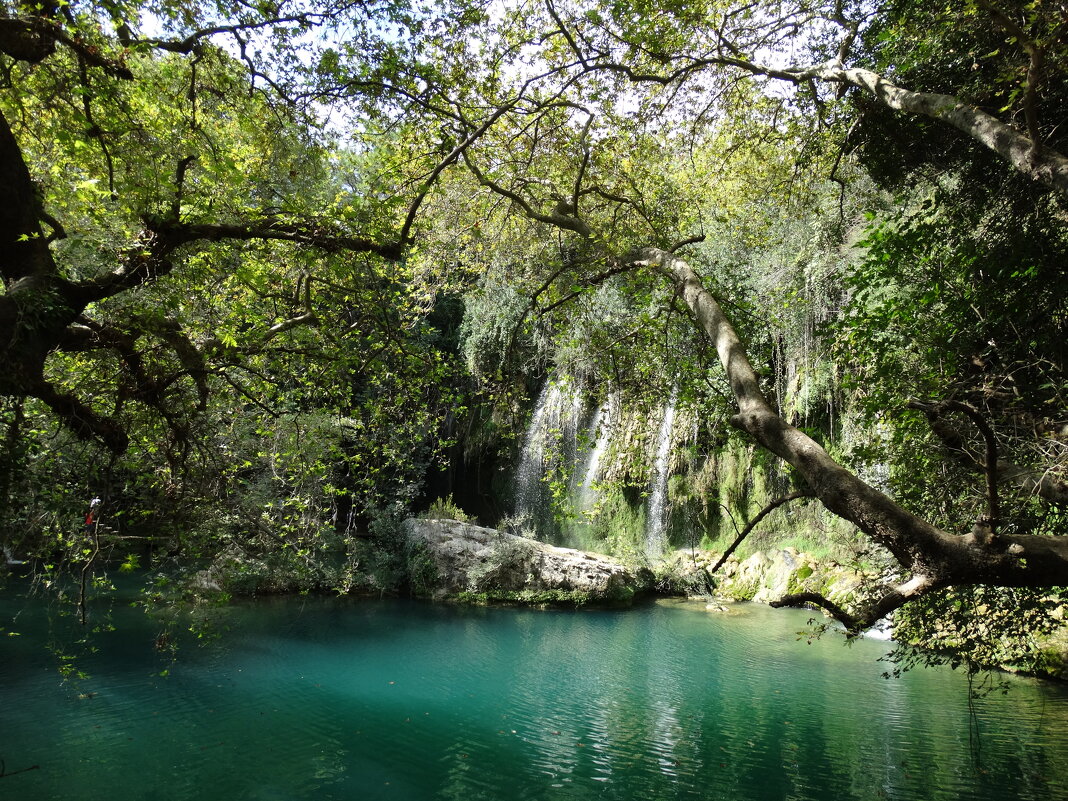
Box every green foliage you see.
[405,543,439,598]
[453,588,593,607]
[855,0,1068,189]
[421,494,473,523]
[832,182,1068,536]
[889,586,1068,678]
[1,0,1066,676]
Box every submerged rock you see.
[403,518,652,605]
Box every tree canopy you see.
[2,0,1067,641]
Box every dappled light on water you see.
[2,592,1067,800]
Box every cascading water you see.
[645,389,677,556]
[515,381,558,521]
[576,398,613,515]
[514,378,585,535]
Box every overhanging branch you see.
[588,49,1068,196]
[631,246,1068,590]
[772,574,942,636]
[78,218,402,305]
[708,491,812,575]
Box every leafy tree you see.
[0,0,484,574]
[3,0,1068,645]
[421,0,1068,633]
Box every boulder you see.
[403,518,651,605]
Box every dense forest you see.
[1,0,1067,673]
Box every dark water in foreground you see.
[2,589,1068,801]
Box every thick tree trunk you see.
[632,247,1068,610]
[816,63,1068,195]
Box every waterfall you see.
[514,378,584,533]
[576,399,612,514]
[645,389,677,556]
[515,381,558,520]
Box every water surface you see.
[2,589,1067,800]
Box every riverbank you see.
[112,517,1068,681]
[401,519,1068,681]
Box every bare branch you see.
[137,13,328,56]
[669,234,706,253]
[399,98,523,245]
[708,491,811,575]
[545,0,588,68]
[78,218,401,306]
[463,151,593,238]
[772,574,942,636]
[770,591,859,630]
[536,261,642,316]
[909,400,1000,530]
[911,399,1068,509]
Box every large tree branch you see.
[31,379,129,453]
[0,16,55,63]
[0,16,133,78]
[156,219,403,257]
[589,49,1068,196]
[77,218,402,305]
[631,247,1068,592]
[771,574,941,636]
[806,60,1068,193]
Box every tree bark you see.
[810,62,1068,196]
[632,247,1068,599]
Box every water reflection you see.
[2,591,1068,801]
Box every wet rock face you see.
[403,518,651,604]
[665,547,865,607]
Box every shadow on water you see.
[3,584,1068,801]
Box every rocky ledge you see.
[403,518,653,605]
[662,547,868,607]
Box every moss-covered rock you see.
[660,546,868,609]
[403,518,653,605]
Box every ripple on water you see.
[3,595,1068,801]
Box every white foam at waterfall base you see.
[645,391,677,556]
